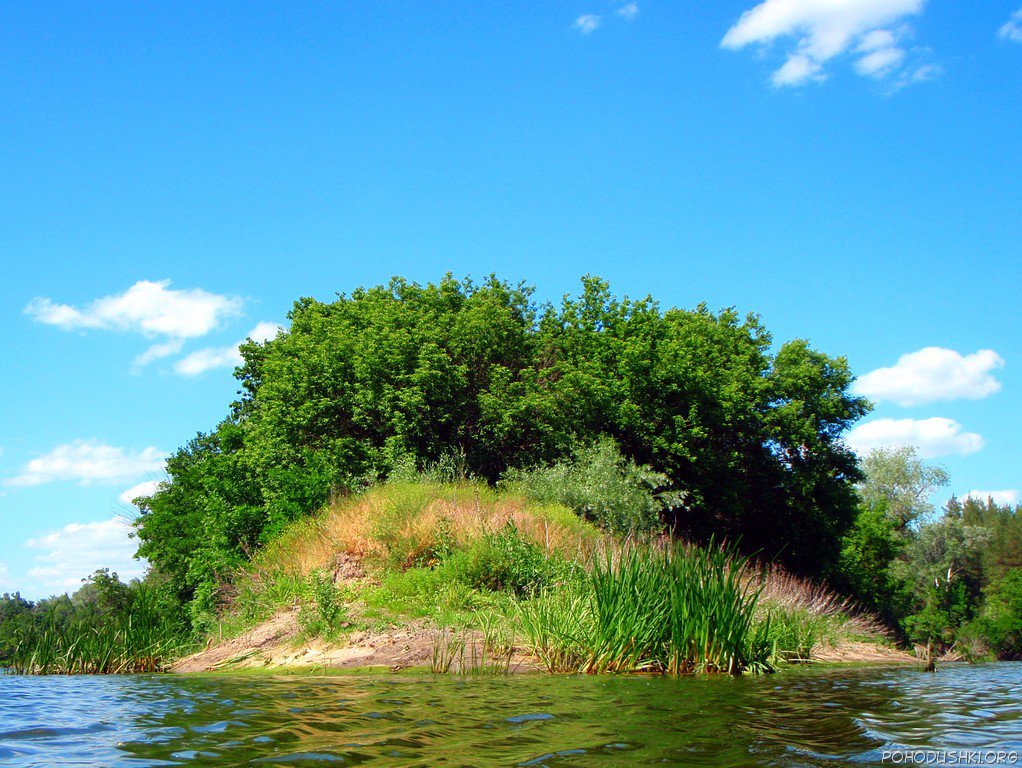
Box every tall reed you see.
[517,539,771,675]
[8,586,188,675]
[431,613,516,675]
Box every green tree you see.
[900,508,989,646]
[977,568,1022,659]
[835,501,907,622]
[0,593,34,664]
[959,496,1022,583]
[72,569,132,620]
[135,274,872,625]
[857,447,949,530]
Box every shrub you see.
[502,437,681,535]
[449,522,553,596]
[299,572,348,638]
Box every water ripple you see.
[0,664,1019,766]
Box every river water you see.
[1,663,1020,767]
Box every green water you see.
[1,663,1020,766]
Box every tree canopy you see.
[136,275,870,622]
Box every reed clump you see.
[516,539,772,675]
[431,612,517,675]
[8,586,187,675]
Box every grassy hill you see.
[179,480,899,675]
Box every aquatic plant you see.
[516,539,771,675]
[430,614,516,676]
[8,584,188,675]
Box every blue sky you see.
[1,1,1019,599]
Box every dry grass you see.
[748,564,892,639]
[253,481,602,579]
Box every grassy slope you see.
[203,481,898,672]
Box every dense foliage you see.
[133,275,868,629]
[9,276,1017,668]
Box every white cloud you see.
[0,563,11,592]
[173,346,242,377]
[853,348,1004,406]
[574,14,601,34]
[617,2,639,21]
[854,30,906,78]
[892,62,942,88]
[26,280,243,368]
[773,53,825,86]
[118,480,162,505]
[26,517,144,593]
[173,321,281,377]
[721,0,933,87]
[247,321,282,343]
[26,279,241,337]
[4,440,166,488]
[965,489,1020,507]
[1000,7,1022,42]
[131,339,185,369]
[846,417,984,459]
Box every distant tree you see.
[883,497,992,647]
[858,447,949,530]
[0,593,35,663]
[977,568,1022,659]
[72,569,132,620]
[959,496,1022,583]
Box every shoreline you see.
[169,606,919,676]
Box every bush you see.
[502,437,681,535]
[449,522,554,596]
[299,572,348,638]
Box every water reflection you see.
[0,664,1019,767]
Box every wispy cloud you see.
[846,417,984,459]
[1001,8,1022,42]
[25,280,243,369]
[26,517,144,593]
[617,2,639,21]
[854,29,906,78]
[174,321,281,377]
[574,14,601,35]
[721,0,938,88]
[4,440,166,488]
[853,348,1004,407]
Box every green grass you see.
[516,539,772,675]
[762,607,826,663]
